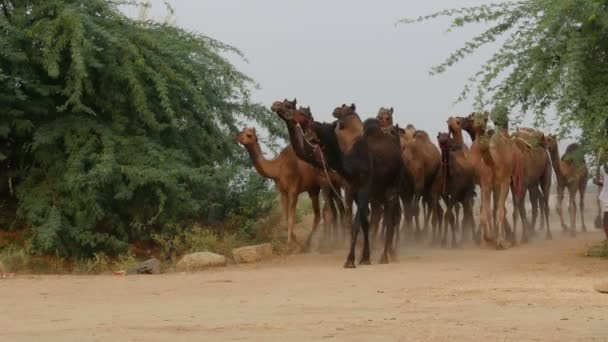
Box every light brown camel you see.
[545,136,589,236]
[459,113,524,248]
[397,125,441,240]
[511,128,552,241]
[237,127,341,248]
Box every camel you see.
[511,128,553,241]
[273,100,406,267]
[236,127,343,249]
[435,132,476,247]
[397,125,442,241]
[545,135,589,236]
[459,112,524,248]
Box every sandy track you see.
[1,229,608,341]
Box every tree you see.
[0,0,284,257]
[400,0,608,152]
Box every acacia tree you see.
[401,0,608,152]
[0,0,284,257]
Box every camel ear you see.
[293,98,297,105]
[350,103,356,111]
[389,107,394,115]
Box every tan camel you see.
[545,135,589,236]
[511,128,552,241]
[237,127,337,248]
[459,113,524,248]
[397,125,441,240]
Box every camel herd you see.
[236,98,590,268]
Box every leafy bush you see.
[0,0,284,257]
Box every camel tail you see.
[512,150,525,200]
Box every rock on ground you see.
[232,243,273,264]
[127,257,162,275]
[176,252,226,271]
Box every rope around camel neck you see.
[295,124,344,203]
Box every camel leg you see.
[287,191,300,248]
[279,192,288,241]
[454,203,461,234]
[344,192,366,268]
[333,192,345,242]
[540,173,552,240]
[568,185,577,236]
[380,194,399,264]
[440,201,450,248]
[495,181,511,249]
[529,186,540,234]
[413,195,422,238]
[511,190,519,243]
[305,190,321,251]
[479,182,494,244]
[516,190,529,245]
[579,182,587,232]
[556,184,567,231]
[462,197,475,244]
[370,201,382,242]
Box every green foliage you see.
[0,0,284,257]
[400,0,608,151]
[585,241,608,258]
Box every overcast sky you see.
[137,1,567,147]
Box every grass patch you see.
[585,241,608,258]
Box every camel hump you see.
[413,130,429,140]
[562,143,585,164]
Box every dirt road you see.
[1,230,608,341]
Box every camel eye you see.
[246,133,253,138]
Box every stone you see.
[176,252,226,271]
[126,257,161,275]
[232,243,273,264]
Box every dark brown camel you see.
[511,128,553,241]
[459,113,524,248]
[435,132,476,247]
[545,136,589,236]
[237,127,343,249]
[273,100,407,268]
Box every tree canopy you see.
[400,0,608,152]
[0,0,283,257]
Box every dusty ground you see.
[1,226,608,342]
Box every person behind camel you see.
[594,163,608,241]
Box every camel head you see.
[447,117,463,135]
[402,124,416,141]
[236,127,258,146]
[437,131,450,146]
[545,134,558,153]
[271,98,297,120]
[376,107,394,128]
[332,103,357,119]
[464,112,489,135]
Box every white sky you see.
[136,0,570,148]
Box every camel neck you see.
[245,142,281,180]
[451,129,465,146]
[549,147,562,178]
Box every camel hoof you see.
[378,255,389,264]
[496,239,510,250]
[359,258,371,266]
[343,260,356,269]
[561,224,569,231]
